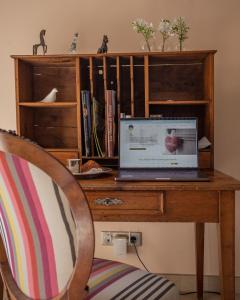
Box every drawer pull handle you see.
[94,198,124,206]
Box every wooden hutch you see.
[12,50,216,169]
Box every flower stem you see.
[179,39,183,51]
[162,36,165,52]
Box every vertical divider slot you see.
[104,56,118,157]
[119,56,131,116]
[76,57,82,157]
[130,56,134,117]
[133,56,145,117]
[91,56,105,157]
[144,55,149,117]
[79,57,91,156]
[89,57,95,155]
[116,56,121,119]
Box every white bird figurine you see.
[40,88,58,103]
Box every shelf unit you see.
[12,50,216,168]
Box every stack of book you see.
[81,90,116,157]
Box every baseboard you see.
[164,274,240,294]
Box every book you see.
[105,90,116,157]
[92,97,104,157]
[112,90,116,156]
[81,90,91,156]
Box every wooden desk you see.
[79,170,240,300]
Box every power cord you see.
[131,236,150,272]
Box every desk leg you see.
[219,191,235,300]
[195,223,204,300]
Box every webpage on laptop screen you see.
[120,119,198,168]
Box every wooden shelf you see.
[19,102,77,108]
[46,148,79,152]
[149,100,209,105]
[82,156,118,160]
[13,51,216,169]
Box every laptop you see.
[115,118,209,181]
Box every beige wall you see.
[0,0,240,276]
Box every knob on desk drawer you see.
[94,198,124,206]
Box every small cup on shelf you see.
[67,159,81,174]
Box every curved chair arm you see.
[0,130,94,300]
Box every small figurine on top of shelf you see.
[171,17,189,51]
[97,35,109,54]
[33,29,47,55]
[40,88,58,103]
[69,32,79,54]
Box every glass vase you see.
[140,38,155,52]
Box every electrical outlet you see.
[101,231,142,246]
[129,232,142,247]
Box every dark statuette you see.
[97,35,109,54]
[33,29,47,55]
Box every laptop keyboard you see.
[118,169,208,181]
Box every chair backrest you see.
[0,130,94,299]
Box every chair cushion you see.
[86,258,179,300]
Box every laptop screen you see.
[119,118,198,168]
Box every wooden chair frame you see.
[0,130,95,300]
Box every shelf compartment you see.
[148,55,205,101]
[149,104,209,140]
[17,58,77,102]
[90,57,106,157]
[119,56,131,116]
[17,56,76,67]
[34,127,77,149]
[133,56,145,117]
[80,57,91,90]
[105,57,117,91]
[19,107,78,149]
[19,102,77,108]
[82,156,118,168]
[49,150,79,166]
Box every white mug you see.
[67,159,81,174]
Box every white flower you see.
[158,19,174,37]
[132,19,155,39]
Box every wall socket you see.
[101,231,142,247]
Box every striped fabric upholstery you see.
[87,259,179,300]
[0,151,77,299]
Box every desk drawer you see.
[86,191,164,215]
[85,190,219,222]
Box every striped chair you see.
[0,130,179,300]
